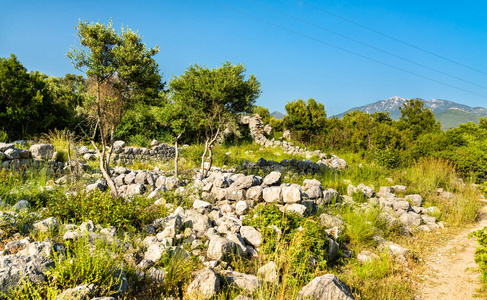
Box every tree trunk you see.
[201,124,221,178]
[174,132,182,178]
[105,127,115,172]
[200,138,209,179]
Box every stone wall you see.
[230,156,347,177]
[0,139,176,175]
[240,114,347,170]
[109,140,175,165]
[0,142,67,174]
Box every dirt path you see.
[417,206,487,300]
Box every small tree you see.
[283,98,327,136]
[397,99,441,139]
[67,20,162,197]
[159,98,198,178]
[169,62,261,178]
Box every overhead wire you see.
[247,0,487,91]
[202,0,487,99]
[300,0,487,77]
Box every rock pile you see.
[346,184,444,233]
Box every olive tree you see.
[169,62,261,178]
[67,20,162,197]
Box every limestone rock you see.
[187,268,220,299]
[257,261,279,283]
[0,254,54,294]
[29,144,54,160]
[297,274,354,300]
[263,171,282,186]
[207,236,236,261]
[282,184,302,203]
[405,194,423,207]
[240,226,262,248]
[285,204,307,216]
[224,271,263,293]
[263,186,282,203]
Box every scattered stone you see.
[282,184,302,203]
[297,274,354,300]
[33,217,58,232]
[240,226,262,248]
[224,271,263,293]
[187,268,221,299]
[207,236,236,261]
[405,194,423,207]
[285,204,307,216]
[0,254,54,294]
[257,261,279,283]
[29,144,54,160]
[357,250,380,263]
[263,171,282,186]
[56,284,95,300]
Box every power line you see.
[202,0,487,99]
[300,0,487,77]
[247,0,487,91]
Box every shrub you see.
[46,191,167,232]
[47,237,124,296]
[472,227,487,289]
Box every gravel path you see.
[418,206,487,300]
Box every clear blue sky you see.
[2,0,487,115]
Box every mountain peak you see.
[335,97,485,121]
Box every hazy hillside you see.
[271,111,285,119]
[436,108,481,130]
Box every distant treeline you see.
[255,98,487,182]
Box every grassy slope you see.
[435,108,480,130]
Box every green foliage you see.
[374,147,400,169]
[253,105,271,124]
[67,20,163,196]
[47,237,124,297]
[472,227,487,289]
[283,98,326,134]
[157,248,197,298]
[0,54,77,139]
[245,204,302,255]
[338,206,387,252]
[288,220,330,279]
[397,99,441,139]
[46,191,168,232]
[168,62,261,141]
[0,129,9,142]
[269,116,284,132]
[340,253,413,300]
[245,204,329,281]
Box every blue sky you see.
[2,0,487,115]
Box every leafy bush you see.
[48,237,124,296]
[472,227,487,289]
[245,205,330,282]
[46,191,167,232]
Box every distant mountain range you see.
[335,96,487,129]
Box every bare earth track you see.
[418,206,487,300]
